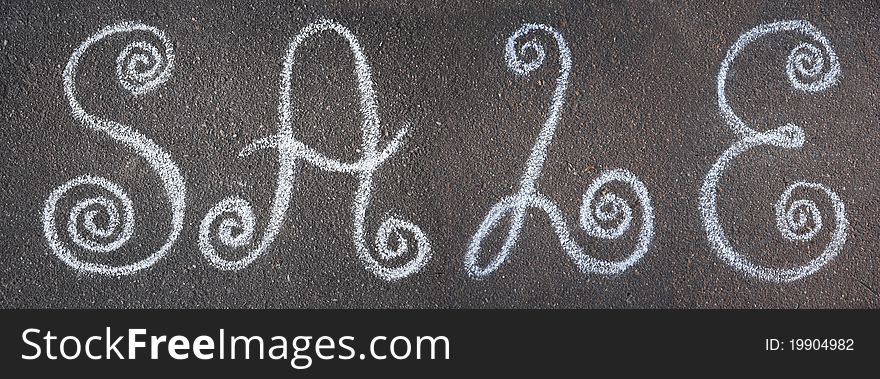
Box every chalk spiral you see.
[44,176,135,259]
[199,197,259,270]
[786,41,839,92]
[701,20,847,282]
[581,170,648,240]
[115,39,172,95]
[505,25,550,76]
[44,21,186,275]
[772,182,846,247]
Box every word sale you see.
[42,19,848,283]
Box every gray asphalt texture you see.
[2,0,879,308]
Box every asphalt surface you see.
[2,0,878,308]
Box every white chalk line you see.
[44,21,186,276]
[717,20,841,138]
[465,23,655,279]
[199,20,431,280]
[701,20,847,282]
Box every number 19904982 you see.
[766,338,855,351]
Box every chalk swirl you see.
[581,170,645,240]
[43,21,186,276]
[465,24,654,279]
[199,20,431,280]
[701,20,847,282]
[775,182,824,242]
[363,211,431,280]
[116,40,173,95]
[505,26,549,76]
[45,176,135,258]
[199,197,258,270]
[786,41,838,92]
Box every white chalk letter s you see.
[700,20,847,282]
[44,22,186,275]
[199,20,431,280]
[464,24,655,278]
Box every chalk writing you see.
[40,19,855,285]
[464,23,655,278]
[199,20,432,280]
[43,21,186,275]
[700,20,848,282]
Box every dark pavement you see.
[1,0,878,308]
